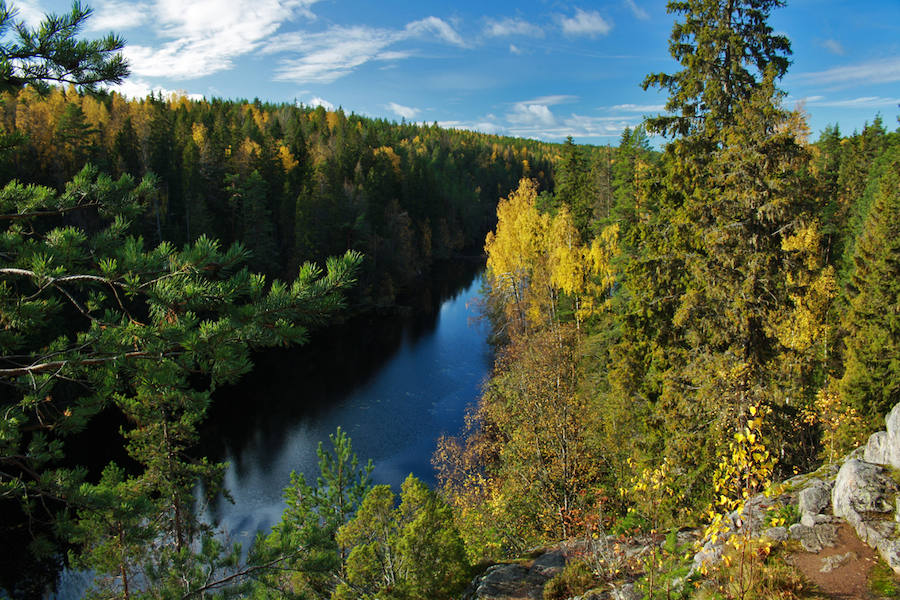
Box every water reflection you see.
[202,261,492,545]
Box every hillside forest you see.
[0,0,899,598]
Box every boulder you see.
[468,549,568,600]
[799,478,832,516]
[832,459,898,522]
[887,403,900,469]
[833,458,900,573]
[864,431,890,465]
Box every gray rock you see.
[832,457,900,573]
[531,549,566,578]
[886,403,900,469]
[865,431,890,465]
[813,523,839,548]
[799,478,832,515]
[763,526,788,541]
[844,446,866,463]
[472,564,535,600]
[469,550,571,600]
[788,522,837,553]
[833,459,899,521]
[609,583,639,600]
[820,551,858,573]
[801,512,834,527]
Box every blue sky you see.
[17,0,900,144]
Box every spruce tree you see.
[840,144,900,428]
[607,0,820,507]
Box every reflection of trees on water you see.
[200,258,484,473]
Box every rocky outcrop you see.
[466,549,566,600]
[863,403,900,468]
[832,458,900,571]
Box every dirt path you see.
[786,522,884,599]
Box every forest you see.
[1,0,899,598]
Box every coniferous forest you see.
[1,0,899,598]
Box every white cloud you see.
[793,56,900,87]
[125,0,320,79]
[307,96,334,110]
[10,0,45,26]
[268,26,398,83]
[405,16,465,47]
[509,102,558,127]
[387,102,419,120]
[268,17,465,84]
[559,8,612,38]
[86,1,150,32]
[624,0,649,20]
[110,77,203,100]
[509,44,522,55]
[610,103,665,112]
[483,17,544,38]
[808,96,900,108]
[821,39,845,56]
[506,95,578,129]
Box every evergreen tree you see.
[0,0,128,93]
[643,0,791,139]
[839,144,900,428]
[335,475,468,600]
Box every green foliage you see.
[839,142,900,430]
[763,503,799,529]
[0,0,129,93]
[254,427,373,598]
[643,0,791,138]
[335,475,469,600]
[0,165,362,592]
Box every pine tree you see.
[0,1,128,93]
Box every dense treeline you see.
[0,86,557,303]
[436,0,900,577]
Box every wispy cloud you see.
[386,102,419,120]
[86,0,151,32]
[266,16,465,84]
[821,39,845,56]
[559,8,612,38]
[406,16,466,47]
[793,56,900,87]
[483,17,544,38]
[266,26,397,83]
[125,0,320,79]
[808,96,900,108]
[9,0,45,27]
[509,44,523,55]
[624,0,649,20]
[610,103,665,112]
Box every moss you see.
[869,559,900,598]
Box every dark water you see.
[200,260,492,546]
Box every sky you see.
[15,0,900,144]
